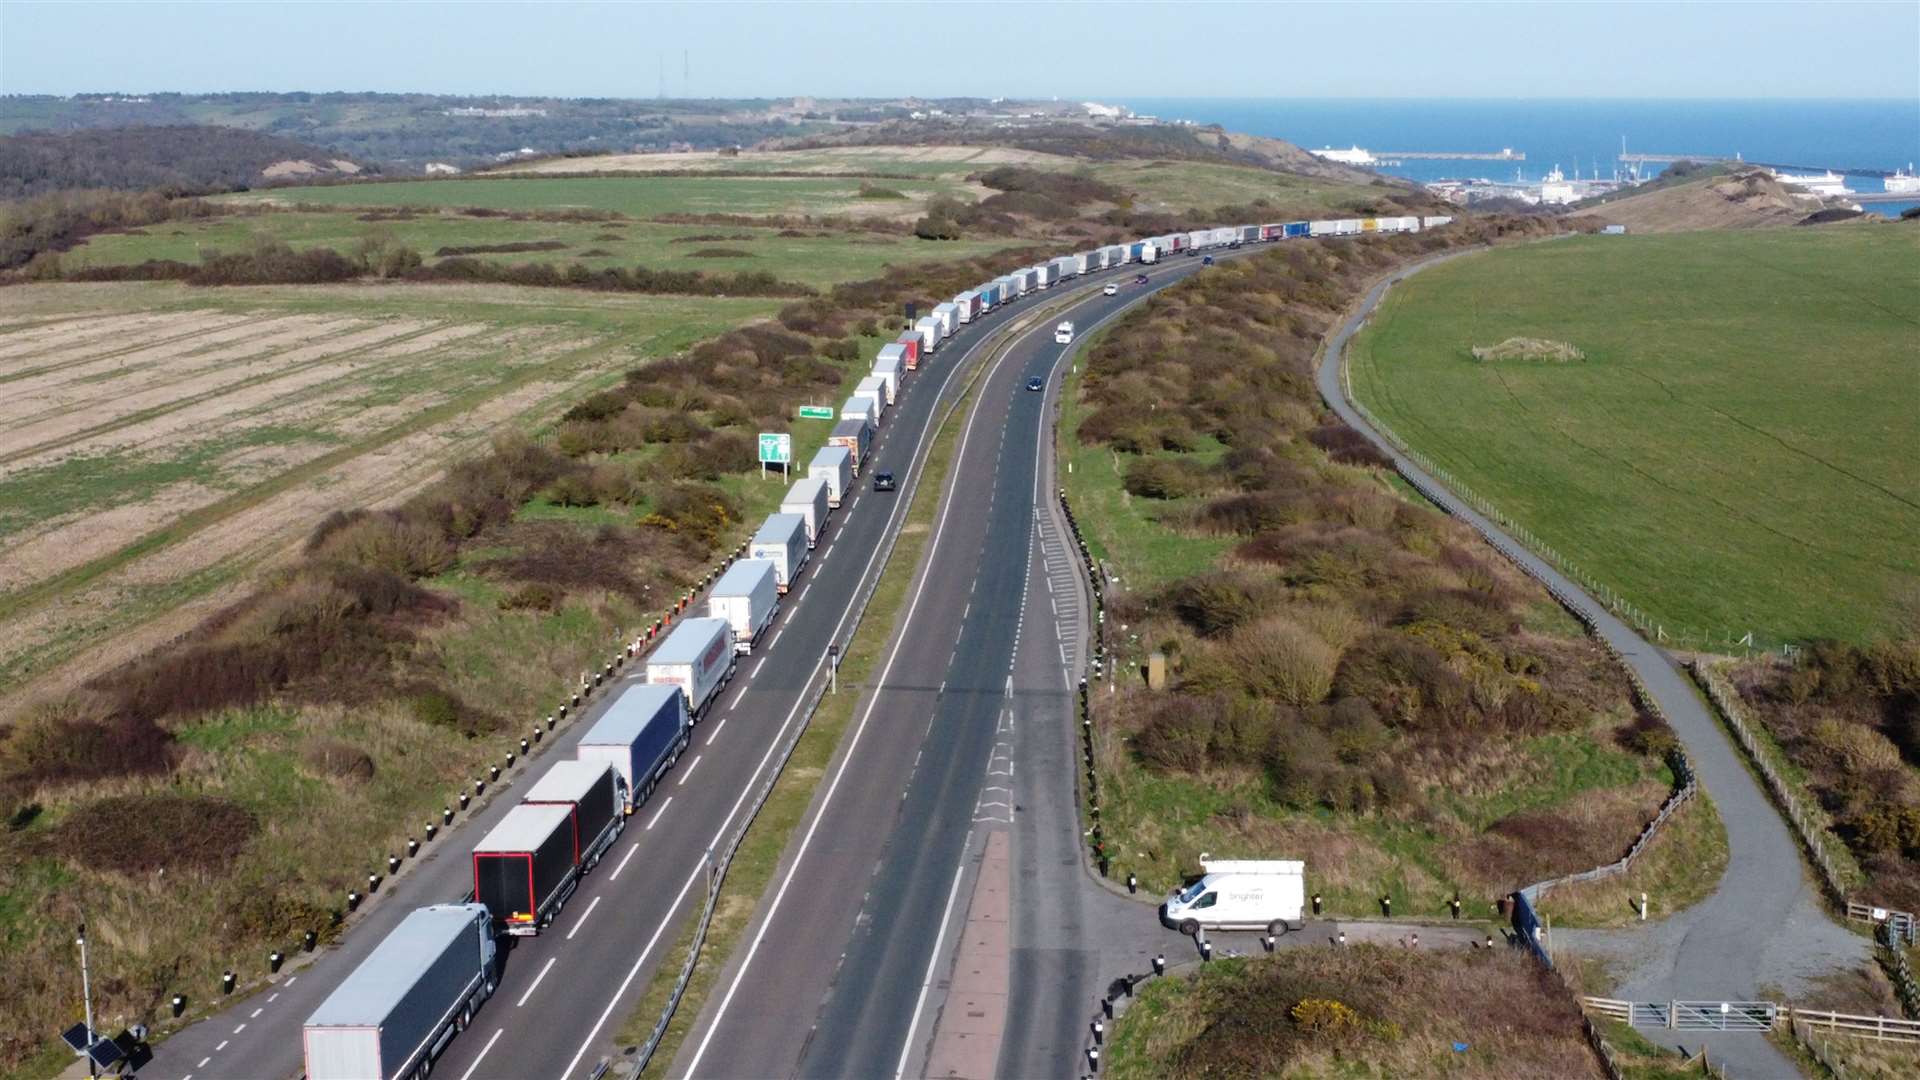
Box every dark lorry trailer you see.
[577,683,691,812]
[303,903,498,1080]
[522,759,625,868]
[471,802,581,936]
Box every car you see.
[872,470,896,492]
[1026,377,1044,392]
[1203,255,1215,265]
[1134,274,1149,285]
[1102,283,1118,296]
[1053,321,1074,345]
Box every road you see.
[673,259,1224,1080]
[1320,252,1866,1077]
[143,257,1162,1080]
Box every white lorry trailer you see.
[576,683,689,812]
[932,302,959,336]
[842,395,878,426]
[302,904,497,1080]
[809,445,852,507]
[781,477,831,548]
[855,376,888,421]
[751,513,809,593]
[708,559,779,653]
[914,316,942,353]
[1160,858,1307,936]
[647,617,736,720]
[870,355,901,404]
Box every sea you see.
[1116,98,1920,217]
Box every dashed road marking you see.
[611,840,640,880]
[648,796,675,830]
[517,957,557,1007]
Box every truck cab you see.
[1160,858,1306,936]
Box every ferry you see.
[1769,169,1853,197]
[1884,165,1920,195]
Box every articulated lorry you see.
[809,445,852,507]
[708,559,780,654]
[471,803,585,936]
[302,903,497,1080]
[781,477,831,549]
[647,617,737,719]
[576,683,689,812]
[751,513,810,592]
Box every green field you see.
[220,174,966,218]
[63,209,1023,288]
[1350,226,1920,646]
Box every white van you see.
[1054,321,1074,345]
[1160,858,1306,936]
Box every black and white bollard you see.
[388,854,401,875]
[1312,893,1322,916]
[1152,954,1166,977]
[1200,939,1213,962]
[1127,872,1137,895]
[424,823,437,842]
[1263,933,1276,952]
[171,993,186,1017]
[1091,1018,1104,1044]
[1639,892,1649,921]
[367,872,380,893]
[1087,1047,1100,1071]
[269,950,284,973]
[547,714,557,730]
[443,806,455,825]
[1450,896,1462,920]
[304,930,317,952]
[521,738,531,755]
[473,778,485,795]
[1379,895,1392,917]
[407,838,420,858]
[1336,930,1347,947]
[459,792,471,811]
[222,971,236,995]
[346,889,361,912]
[533,726,543,744]
[490,765,501,782]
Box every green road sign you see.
[797,406,835,420]
[757,432,792,464]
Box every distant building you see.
[446,106,548,118]
[1310,145,1377,166]
[1081,101,1125,119]
[424,162,461,175]
[1539,167,1577,205]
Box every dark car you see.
[1134,274,1149,285]
[872,470,896,492]
[1026,376,1045,392]
[1202,255,1214,265]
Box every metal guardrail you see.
[1584,996,1920,1042]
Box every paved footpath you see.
[1318,250,1868,1078]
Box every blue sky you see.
[2,1,1915,99]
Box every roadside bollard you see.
[171,994,186,1018]
[559,703,569,719]
[1087,1047,1099,1071]
[489,765,500,782]
[521,738,530,755]
[304,930,317,952]
[1091,1019,1104,1044]
[533,727,542,744]
[443,806,455,825]
[571,693,581,708]
[367,872,380,893]
[425,823,437,842]
[504,751,515,767]
[1486,934,1496,949]
[222,971,236,995]
[1152,954,1166,977]
[388,854,401,875]
[459,792,471,811]
[547,714,557,730]
[1312,893,1322,916]
[1450,896,1462,920]
[1127,873,1137,895]
[1264,933,1276,952]
[1337,931,1347,947]
[1200,939,1213,962]
[1639,892,1649,921]
[1379,895,1392,917]
[407,838,420,858]
[474,778,485,796]
[269,950,284,973]
[346,889,361,912]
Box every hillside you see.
[0,125,364,199]
[1570,166,1857,232]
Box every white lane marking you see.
[567,895,603,940]
[249,1007,262,1018]
[516,957,557,1007]
[819,547,832,564]
[678,755,702,784]
[750,657,766,679]
[684,280,1045,1075]
[233,1024,246,1034]
[894,857,973,1079]
[707,717,729,745]
[647,796,675,830]
[770,625,786,649]
[458,1028,503,1080]
[267,993,278,1003]
[214,1041,227,1052]
[198,1058,210,1069]
[561,287,991,1080]
[611,841,640,880]
[285,976,297,984]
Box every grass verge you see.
[1534,793,1730,928]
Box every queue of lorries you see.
[299,211,1450,1080]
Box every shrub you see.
[1228,618,1339,706]
[48,793,257,874]
[1123,457,1207,500]
[1166,573,1266,638]
[312,512,455,578]
[500,582,563,612]
[301,739,375,783]
[542,471,600,508]
[1291,997,1360,1035]
[408,688,463,731]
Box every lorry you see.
[913,316,941,354]
[932,302,959,336]
[869,355,901,404]
[1422,215,1453,228]
[751,513,810,592]
[891,333,920,370]
[952,291,979,324]
[707,559,780,654]
[521,759,625,874]
[855,375,888,422]
[303,903,498,1080]
[828,416,873,471]
[576,683,689,812]
[1160,858,1307,936]
[647,617,736,719]
[1284,221,1310,239]
[842,395,878,426]
[1032,263,1056,289]
[781,476,831,549]
[809,444,852,507]
[1240,225,1262,243]
[1049,255,1076,281]
[471,803,584,936]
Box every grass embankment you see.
[1104,947,1604,1079]
[1348,227,1920,646]
[1058,226,1729,926]
[0,242,1039,1073]
[613,290,1013,1074]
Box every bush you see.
[1123,457,1208,500]
[408,688,463,731]
[48,793,257,875]
[311,512,455,578]
[500,582,563,612]
[1227,618,1339,706]
[301,739,375,783]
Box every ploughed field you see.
[0,283,776,697]
[1348,226,1920,646]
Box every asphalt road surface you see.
[674,258,1220,1080]
[1320,251,1865,1078]
[143,256,1166,1080]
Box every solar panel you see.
[85,1037,125,1069]
[60,1023,89,1053]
